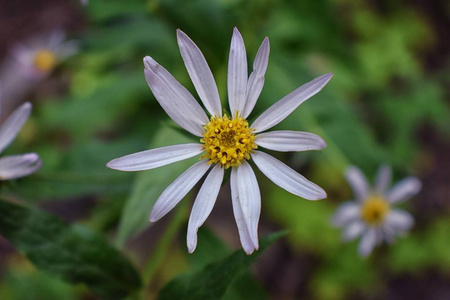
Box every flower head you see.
[107,28,332,254]
[11,30,78,78]
[332,165,421,257]
[0,86,41,180]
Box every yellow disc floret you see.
[201,114,257,169]
[360,195,390,226]
[33,50,57,72]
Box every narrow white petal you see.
[375,164,391,194]
[386,177,421,204]
[345,166,370,202]
[231,167,256,254]
[243,37,270,118]
[358,228,377,257]
[187,164,224,253]
[252,151,326,200]
[251,73,333,133]
[0,102,32,154]
[227,28,248,117]
[255,130,326,152]
[177,30,222,117]
[381,225,396,244]
[55,41,79,59]
[343,220,366,241]
[107,143,203,172]
[47,30,66,50]
[150,160,210,222]
[0,153,41,180]
[385,209,414,232]
[332,201,361,226]
[237,161,261,252]
[143,56,208,136]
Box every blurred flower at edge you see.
[107,27,332,255]
[0,30,78,106]
[0,85,41,180]
[333,165,421,257]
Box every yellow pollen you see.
[33,50,57,72]
[360,195,390,225]
[201,114,257,169]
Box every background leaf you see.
[158,231,285,300]
[0,199,141,299]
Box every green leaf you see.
[189,228,268,300]
[0,199,142,299]
[116,126,198,246]
[158,231,285,300]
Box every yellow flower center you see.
[33,50,57,72]
[360,195,390,225]
[201,114,257,169]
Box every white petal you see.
[177,30,222,117]
[251,73,333,133]
[242,37,270,118]
[187,164,224,253]
[55,41,79,59]
[237,161,261,252]
[46,30,66,50]
[386,177,421,204]
[150,160,210,222]
[385,209,414,232]
[345,166,370,202]
[252,151,326,200]
[0,102,31,154]
[230,168,254,254]
[343,220,366,241]
[0,153,41,180]
[332,201,361,226]
[375,164,391,194]
[227,27,248,117]
[143,56,208,136]
[358,228,377,257]
[255,130,326,152]
[107,143,203,172]
[230,163,260,255]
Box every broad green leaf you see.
[116,126,198,246]
[158,231,285,300]
[0,199,141,299]
[189,228,268,300]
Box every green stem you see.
[141,200,188,295]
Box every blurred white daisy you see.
[0,86,41,180]
[108,28,332,254]
[333,165,421,257]
[11,30,78,78]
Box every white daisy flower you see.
[11,30,78,78]
[333,165,421,257]
[107,28,332,254]
[0,86,41,180]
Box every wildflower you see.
[11,30,78,78]
[108,28,332,254]
[333,165,421,257]
[0,86,41,180]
